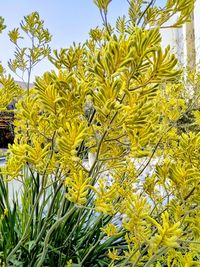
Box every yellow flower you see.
[148,211,182,252]
[101,223,118,237]
[4,208,8,217]
[108,249,121,261]
[65,170,91,205]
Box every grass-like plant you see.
[0,1,200,266]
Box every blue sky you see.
[0,0,165,81]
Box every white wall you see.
[194,0,200,65]
[160,0,200,67]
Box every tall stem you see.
[6,189,43,264]
[36,206,75,267]
[144,247,168,267]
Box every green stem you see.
[89,93,126,177]
[6,133,56,264]
[131,246,149,267]
[144,247,168,267]
[36,206,75,267]
[6,189,43,265]
[33,180,63,247]
[80,238,101,265]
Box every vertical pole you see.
[186,12,196,71]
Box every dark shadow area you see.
[0,128,14,148]
[0,103,15,148]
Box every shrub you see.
[0,1,200,266]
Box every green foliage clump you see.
[0,1,200,267]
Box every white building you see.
[161,0,200,67]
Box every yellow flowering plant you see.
[0,1,200,266]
